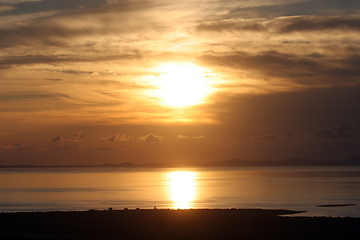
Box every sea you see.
[1,166,360,217]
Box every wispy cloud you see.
[192,135,205,139]
[196,16,360,34]
[0,5,15,13]
[199,51,360,87]
[0,93,68,101]
[0,54,143,68]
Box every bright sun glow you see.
[169,172,196,209]
[154,63,212,107]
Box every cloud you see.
[224,0,360,20]
[73,131,85,141]
[250,134,282,140]
[251,121,360,141]
[49,136,65,143]
[314,121,359,139]
[1,0,158,18]
[192,135,205,139]
[196,20,265,33]
[103,134,119,142]
[102,134,133,142]
[139,134,164,142]
[14,143,22,147]
[177,135,205,140]
[274,16,360,33]
[196,16,360,34]
[61,70,93,75]
[0,54,142,68]
[1,0,108,17]
[199,50,360,86]
[195,15,360,91]
[0,0,166,51]
[0,5,15,13]
[178,135,189,140]
[0,143,38,151]
[0,94,69,101]
[50,131,85,143]
[0,24,95,49]
[250,132,303,140]
[0,144,14,150]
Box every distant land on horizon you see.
[1,156,360,168]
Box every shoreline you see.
[1,208,359,239]
[1,208,306,214]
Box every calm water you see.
[1,166,360,217]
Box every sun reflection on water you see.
[169,172,196,209]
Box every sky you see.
[1,0,360,165]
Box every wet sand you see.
[1,208,359,240]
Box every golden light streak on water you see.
[169,171,196,209]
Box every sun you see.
[154,63,212,107]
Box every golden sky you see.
[1,0,360,165]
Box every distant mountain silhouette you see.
[209,156,360,167]
[342,156,360,165]
[98,162,135,168]
[1,156,360,168]
[142,161,203,168]
[207,159,254,167]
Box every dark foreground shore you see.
[1,209,359,240]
